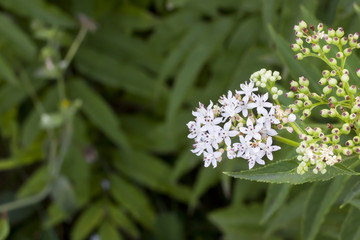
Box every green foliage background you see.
[1,0,360,239]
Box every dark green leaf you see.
[302,177,347,240]
[224,158,358,184]
[71,201,105,240]
[98,221,123,240]
[340,207,360,240]
[262,184,291,223]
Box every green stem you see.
[64,26,88,69]
[273,135,300,147]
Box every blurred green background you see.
[0,0,360,239]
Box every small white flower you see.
[240,118,262,141]
[288,113,296,122]
[248,93,273,115]
[257,107,280,130]
[259,137,281,160]
[236,81,258,104]
[187,120,203,140]
[219,121,239,146]
[203,150,222,168]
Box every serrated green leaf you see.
[109,174,155,230]
[0,218,10,240]
[302,177,347,240]
[98,221,123,240]
[224,158,359,184]
[166,18,233,124]
[340,207,360,240]
[68,79,130,151]
[108,204,139,238]
[261,183,291,223]
[71,201,104,240]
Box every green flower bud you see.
[350,113,357,120]
[346,140,355,147]
[304,100,312,107]
[286,92,295,98]
[330,70,337,76]
[296,37,303,45]
[341,37,348,45]
[350,38,358,47]
[295,100,303,107]
[302,48,310,55]
[328,78,337,86]
[317,23,323,31]
[295,53,304,60]
[332,128,340,134]
[341,74,349,82]
[291,44,300,52]
[341,123,351,134]
[353,146,360,154]
[312,43,320,52]
[322,70,330,77]
[356,69,360,77]
[336,88,346,97]
[305,126,313,134]
[329,58,337,66]
[320,109,329,117]
[299,20,307,30]
[336,27,344,38]
[318,78,327,85]
[328,28,335,37]
[332,135,340,143]
[354,32,360,40]
[336,52,344,59]
[328,96,337,103]
[352,103,360,113]
[277,90,283,96]
[334,144,342,153]
[299,86,309,94]
[322,44,331,53]
[323,85,332,95]
[328,109,337,117]
[273,94,278,100]
[343,148,353,156]
[333,36,340,45]
[344,48,352,56]
[290,80,299,87]
[353,136,360,144]
[341,111,350,121]
[349,85,357,95]
[303,109,311,118]
[271,87,278,94]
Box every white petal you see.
[248,159,255,169]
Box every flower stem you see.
[273,135,300,147]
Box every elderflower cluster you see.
[187,77,296,169]
[250,69,284,100]
[288,20,360,174]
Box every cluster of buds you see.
[250,69,283,100]
[187,74,296,169]
[288,20,360,174]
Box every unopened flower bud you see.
[336,52,344,59]
[296,37,303,45]
[328,78,337,86]
[295,53,304,60]
[341,37,348,45]
[323,85,332,95]
[341,74,349,82]
[329,58,337,66]
[322,44,331,53]
[336,27,344,38]
[350,38,357,47]
[354,32,360,39]
[302,48,310,55]
[349,85,357,95]
[336,88,345,96]
[320,109,329,117]
[318,78,327,85]
[286,92,295,98]
[328,28,335,37]
[356,69,360,77]
[322,70,330,77]
[333,36,340,45]
[303,109,311,118]
[291,44,300,52]
[343,148,353,156]
[332,135,340,143]
[341,123,351,134]
[344,48,352,56]
[288,113,296,122]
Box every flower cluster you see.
[187,72,296,169]
[287,20,360,174]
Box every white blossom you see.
[259,137,281,160]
